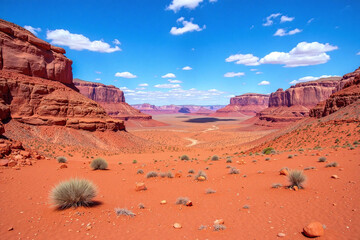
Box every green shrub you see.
[50,178,97,209]
[90,158,108,170]
[211,155,219,161]
[132,160,137,164]
[262,147,274,155]
[287,170,306,188]
[288,155,293,159]
[57,156,67,163]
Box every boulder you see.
[303,222,324,237]
[135,182,147,191]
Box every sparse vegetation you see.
[226,158,232,163]
[180,155,190,161]
[206,188,216,194]
[318,157,327,162]
[287,169,306,188]
[195,170,207,180]
[114,208,135,217]
[213,224,226,231]
[132,160,137,164]
[272,183,282,188]
[137,169,144,174]
[262,147,274,155]
[50,178,97,209]
[138,203,145,209]
[288,155,293,159]
[146,171,158,178]
[211,155,219,161]
[229,167,240,174]
[243,205,250,209]
[90,158,108,170]
[304,166,316,171]
[176,197,189,205]
[57,156,67,163]
[325,162,338,168]
[188,169,195,174]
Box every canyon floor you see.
[0,114,359,240]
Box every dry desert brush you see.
[195,170,207,180]
[325,162,338,168]
[287,169,306,189]
[114,208,136,217]
[146,171,158,178]
[90,158,108,170]
[175,197,189,205]
[180,155,190,161]
[50,178,97,209]
[57,156,67,163]
[211,155,219,161]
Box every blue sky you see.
[1,0,359,105]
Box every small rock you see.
[214,219,224,225]
[186,200,193,206]
[135,182,147,191]
[303,222,324,238]
[8,227,14,231]
[59,164,67,169]
[277,233,286,237]
[8,160,17,167]
[280,169,289,176]
[173,223,182,229]
[0,159,9,166]
[20,151,31,158]
[175,173,182,178]
[331,175,339,179]
[160,200,167,205]
[197,176,206,181]
[293,186,299,191]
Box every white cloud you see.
[263,13,281,26]
[115,72,137,78]
[162,73,176,78]
[46,29,121,53]
[170,17,206,35]
[224,72,245,78]
[307,18,315,24]
[120,87,135,93]
[258,81,270,85]
[166,0,203,12]
[95,71,102,74]
[24,25,41,35]
[154,84,181,88]
[182,66,192,70]
[280,15,294,23]
[259,41,338,67]
[209,0,217,2]
[274,28,302,36]
[289,75,340,84]
[168,79,182,83]
[113,39,121,45]
[250,69,258,71]
[357,51,360,55]
[138,83,149,87]
[226,53,260,66]
[255,72,263,75]
[95,78,101,81]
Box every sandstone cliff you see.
[310,67,360,118]
[215,93,269,117]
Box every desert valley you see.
[0,1,360,239]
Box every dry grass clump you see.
[194,170,207,180]
[229,167,240,174]
[287,169,306,188]
[325,162,338,167]
[205,188,216,194]
[175,197,189,205]
[288,155,293,159]
[160,171,174,178]
[318,157,327,162]
[57,156,67,163]
[146,171,158,178]
[138,203,145,209]
[304,166,316,171]
[213,224,226,231]
[226,158,232,163]
[271,183,282,188]
[137,169,144,174]
[90,158,108,170]
[188,169,195,174]
[180,155,190,161]
[211,155,219,161]
[114,208,135,217]
[50,178,97,209]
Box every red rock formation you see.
[74,79,152,120]
[257,77,341,123]
[192,107,214,116]
[215,93,269,117]
[0,19,72,85]
[310,67,360,118]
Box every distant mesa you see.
[178,107,191,113]
[132,104,224,115]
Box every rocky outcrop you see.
[74,79,152,120]
[0,71,124,131]
[215,93,269,116]
[192,107,213,116]
[0,19,72,85]
[178,107,190,113]
[310,67,360,118]
[257,77,341,123]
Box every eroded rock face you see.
[74,79,152,120]
[310,67,360,118]
[216,93,269,116]
[257,77,341,123]
[0,71,124,131]
[0,19,72,85]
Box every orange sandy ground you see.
[0,114,359,240]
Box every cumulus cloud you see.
[258,81,270,85]
[263,13,281,26]
[138,83,149,87]
[357,51,360,55]
[224,72,245,78]
[225,53,260,66]
[166,0,203,12]
[154,83,181,88]
[280,15,294,23]
[259,41,338,67]
[115,72,137,78]
[120,87,135,93]
[113,39,121,45]
[250,69,258,71]
[24,25,41,35]
[289,75,340,84]
[256,72,263,75]
[274,28,302,36]
[168,79,182,83]
[170,17,206,35]
[182,66,192,70]
[95,78,101,81]
[162,73,176,78]
[46,29,121,53]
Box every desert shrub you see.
[226,158,232,163]
[229,167,240,174]
[188,169,195,174]
[137,169,144,174]
[146,171,158,178]
[90,158,108,170]
[198,225,207,230]
[167,171,174,178]
[288,155,293,159]
[271,183,282,188]
[252,159,257,163]
[304,166,316,171]
[287,170,306,188]
[265,157,270,161]
[213,224,226,231]
[132,160,137,164]
[180,155,190,161]
[242,205,250,209]
[57,156,67,163]
[211,155,219,161]
[176,197,189,205]
[206,188,216,194]
[50,178,97,209]
[114,208,135,217]
[226,165,231,168]
[318,157,327,162]
[353,140,359,145]
[325,162,338,168]
[138,203,145,209]
[195,170,207,180]
[160,172,167,178]
[262,147,274,155]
